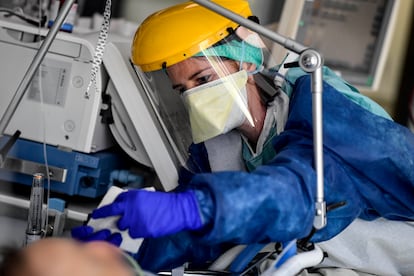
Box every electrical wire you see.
[0,7,46,27]
[35,0,51,237]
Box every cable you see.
[35,0,51,237]
[0,8,46,27]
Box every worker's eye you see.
[172,84,186,94]
[196,75,212,86]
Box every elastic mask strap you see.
[239,40,246,71]
[247,65,263,76]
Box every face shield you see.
[133,27,274,145]
[131,65,193,163]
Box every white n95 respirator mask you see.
[182,70,254,144]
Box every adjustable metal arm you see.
[192,0,326,229]
[299,50,326,230]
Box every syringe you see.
[25,173,45,246]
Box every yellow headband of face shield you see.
[131,0,253,72]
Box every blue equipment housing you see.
[0,137,125,198]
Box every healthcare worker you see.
[72,0,414,273]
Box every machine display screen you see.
[294,0,396,90]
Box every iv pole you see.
[192,0,326,230]
[0,0,76,166]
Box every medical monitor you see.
[270,0,399,92]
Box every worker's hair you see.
[0,246,27,276]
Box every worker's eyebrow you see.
[171,67,211,90]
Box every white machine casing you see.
[0,16,113,153]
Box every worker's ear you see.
[241,62,257,84]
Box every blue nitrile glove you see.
[71,225,123,246]
[91,189,204,238]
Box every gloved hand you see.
[88,189,204,238]
[71,225,123,246]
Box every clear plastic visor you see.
[134,27,275,148]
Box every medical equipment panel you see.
[0,14,192,196]
[0,16,113,153]
[0,137,125,197]
[0,16,130,197]
[271,0,399,92]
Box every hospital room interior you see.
[0,0,413,275]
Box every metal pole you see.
[192,0,307,54]
[298,49,326,229]
[312,67,326,229]
[0,0,76,135]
